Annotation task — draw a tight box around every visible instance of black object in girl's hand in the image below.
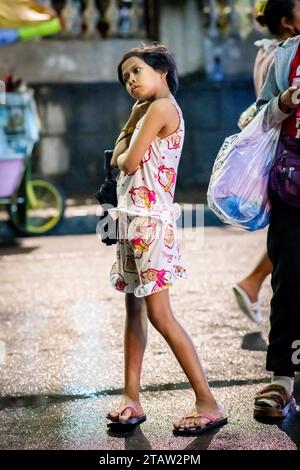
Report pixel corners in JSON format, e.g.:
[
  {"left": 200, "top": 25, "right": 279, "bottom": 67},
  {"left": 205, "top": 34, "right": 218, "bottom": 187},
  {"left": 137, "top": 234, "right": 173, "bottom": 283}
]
[{"left": 94, "top": 150, "right": 118, "bottom": 245}]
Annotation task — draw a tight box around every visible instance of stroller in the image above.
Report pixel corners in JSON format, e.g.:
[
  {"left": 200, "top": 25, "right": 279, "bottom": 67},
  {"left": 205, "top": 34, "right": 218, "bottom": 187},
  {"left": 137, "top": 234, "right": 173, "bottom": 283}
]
[{"left": 0, "top": 87, "right": 65, "bottom": 235}]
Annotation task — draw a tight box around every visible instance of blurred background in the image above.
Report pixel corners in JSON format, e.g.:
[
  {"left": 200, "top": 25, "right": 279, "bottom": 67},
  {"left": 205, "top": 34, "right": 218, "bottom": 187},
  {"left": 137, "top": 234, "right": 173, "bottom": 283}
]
[{"left": 0, "top": 1, "right": 268, "bottom": 206}]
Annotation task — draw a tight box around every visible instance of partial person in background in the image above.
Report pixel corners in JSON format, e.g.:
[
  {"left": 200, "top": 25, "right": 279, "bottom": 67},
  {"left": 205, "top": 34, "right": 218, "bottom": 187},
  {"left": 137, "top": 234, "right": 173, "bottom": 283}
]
[
  {"left": 233, "top": 0, "right": 299, "bottom": 325},
  {"left": 249, "top": 0, "right": 300, "bottom": 419}
]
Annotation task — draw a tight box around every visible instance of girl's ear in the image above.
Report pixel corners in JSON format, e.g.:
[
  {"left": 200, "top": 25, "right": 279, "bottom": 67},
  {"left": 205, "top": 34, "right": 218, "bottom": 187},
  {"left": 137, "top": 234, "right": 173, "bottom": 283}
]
[{"left": 281, "top": 16, "right": 298, "bottom": 36}]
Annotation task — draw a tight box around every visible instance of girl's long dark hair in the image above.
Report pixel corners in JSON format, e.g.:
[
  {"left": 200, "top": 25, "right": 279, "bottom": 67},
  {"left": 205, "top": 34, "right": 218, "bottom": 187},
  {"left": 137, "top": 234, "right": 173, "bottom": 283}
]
[{"left": 118, "top": 44, "right": 179, "bottom": 95}]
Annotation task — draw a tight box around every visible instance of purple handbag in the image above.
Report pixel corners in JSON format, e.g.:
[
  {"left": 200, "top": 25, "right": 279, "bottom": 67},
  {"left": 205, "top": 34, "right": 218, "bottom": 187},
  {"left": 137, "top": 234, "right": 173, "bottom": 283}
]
[{"left": 269, "top": 135, "right": 300, "bottom": 207}]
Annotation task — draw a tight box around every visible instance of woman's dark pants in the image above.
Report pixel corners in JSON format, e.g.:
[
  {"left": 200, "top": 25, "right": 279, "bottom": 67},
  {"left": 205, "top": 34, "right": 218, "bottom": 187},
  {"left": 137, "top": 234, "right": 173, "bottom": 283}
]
[{"left": 267, "top": 196, "right": 300, "bottom": 376}]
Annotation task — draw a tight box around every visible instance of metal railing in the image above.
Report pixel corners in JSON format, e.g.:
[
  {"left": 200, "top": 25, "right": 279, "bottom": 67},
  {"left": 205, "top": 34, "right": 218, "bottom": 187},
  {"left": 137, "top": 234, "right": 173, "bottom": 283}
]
[
  {"left": 37, "top": 1, "right": 258, "bottom": 41},
  {"left": 201, "top": 0, "right": 260, "bottom": 79},
  {"left": 203, "top": 0, "right": 257, "bottom": 39}
]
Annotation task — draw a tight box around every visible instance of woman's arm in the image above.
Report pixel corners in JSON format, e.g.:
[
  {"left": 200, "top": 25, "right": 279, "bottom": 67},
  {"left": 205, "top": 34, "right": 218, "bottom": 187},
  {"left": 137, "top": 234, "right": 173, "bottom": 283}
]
[
  {"left": 256, "top": 62, "right": 294, "bottom": 129},
  {"left": 253, "top": 41, "right": 277, "bottom": 97},
  {"left": 117, "top": 99, "right": 178, "bottom": 174}
]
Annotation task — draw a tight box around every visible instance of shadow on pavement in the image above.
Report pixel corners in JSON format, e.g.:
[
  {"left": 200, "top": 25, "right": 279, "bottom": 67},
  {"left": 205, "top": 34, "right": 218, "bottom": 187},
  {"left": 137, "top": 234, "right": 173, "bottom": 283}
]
[
  {"left": 241, "top": 332, "right": 268, "bottom": 352},
  {"left": 182, "top": 427, "right": 221, "bottom": 450},
  {"left": 278, "top": 375, "right": 300, "bottom": 449},
  {"left": 125, "top": 427, "right": 152, "bottom": 450},
  {"left": 277, "top": 411, "right": 300, "bottom": 450},
  {"left": 0, "top": 240, "right": 38, "bottom": 256},
  {"left": 0, "top": 377, "right": 272, "bottom": 411},
  {"left": 107, "top": 424, "right": 219, "bottom": 450},
  {"left": 0, "top": 393, "right": 91, "bottom": 410},
  {"left": 255, "top": 411, "right": 300, "bottom": 450},
  {"left": 102, "top": 377, "right": 271, "bottom": 396},
  {"left": 106, "top": 426, "right": 152, "bottom": 449}
]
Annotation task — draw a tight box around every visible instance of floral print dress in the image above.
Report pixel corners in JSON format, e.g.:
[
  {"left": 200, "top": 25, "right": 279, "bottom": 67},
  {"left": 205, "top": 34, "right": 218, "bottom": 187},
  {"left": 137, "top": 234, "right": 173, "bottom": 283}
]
[{"left": 109, "top": 96, "right": 187, "bottom": 297}]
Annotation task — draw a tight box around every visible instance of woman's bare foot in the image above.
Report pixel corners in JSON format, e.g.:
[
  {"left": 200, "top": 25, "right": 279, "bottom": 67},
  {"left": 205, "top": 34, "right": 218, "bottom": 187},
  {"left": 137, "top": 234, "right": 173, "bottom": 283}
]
[
  {"left": 107, "top": 396, "right": 145, "bottom": 422},
  {"left": 174, "top": 399, "right": 224, "bottom": 430}
]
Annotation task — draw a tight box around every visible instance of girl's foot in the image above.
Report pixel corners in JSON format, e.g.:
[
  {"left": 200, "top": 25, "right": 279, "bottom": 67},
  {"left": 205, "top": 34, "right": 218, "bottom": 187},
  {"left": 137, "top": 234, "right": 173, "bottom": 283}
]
[
  {"left": 173, "top": 400, "right": 225, "bottom": 430},
  {"left": 107, "top": 397, "right": 145, "bottom": 422}
]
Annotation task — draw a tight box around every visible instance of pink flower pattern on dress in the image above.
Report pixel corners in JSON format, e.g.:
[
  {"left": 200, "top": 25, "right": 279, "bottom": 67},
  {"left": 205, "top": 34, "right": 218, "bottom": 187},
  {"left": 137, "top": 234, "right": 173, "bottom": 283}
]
[
  {"left": 158, "top": 165, "right": 176, "bottom": 195},
  {"left": 129, "top": 186, "right": 156, "bottom": 210},
  {"left": 131, "top": 218, "right": 157, "bottom": 259},
  {"left": 115, "top": 277, "right": 127, "bottom": 291},
  {"left": 141, "top": 268, "right": 172, "bottom": 293},
  {"left": 163, "top": 251, "right": 173, "bottom": 263},
  {"left": 166, "top": 130, "right": 182, "bottom": 150}
]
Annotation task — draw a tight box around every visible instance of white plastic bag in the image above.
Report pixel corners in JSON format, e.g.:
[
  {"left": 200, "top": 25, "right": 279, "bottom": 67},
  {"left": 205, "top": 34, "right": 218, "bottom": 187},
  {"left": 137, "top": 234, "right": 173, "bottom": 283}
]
[
  {"left": 207, "top": 106, "right": 281, "bottom": 231},
  {"left": 237, "top": 101, "right": 258, "bottom": 130}
]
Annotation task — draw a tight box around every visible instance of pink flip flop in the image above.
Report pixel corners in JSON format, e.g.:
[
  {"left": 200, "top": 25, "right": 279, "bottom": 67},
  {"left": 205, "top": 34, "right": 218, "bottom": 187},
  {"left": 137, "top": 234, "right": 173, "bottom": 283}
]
[{"left": 173, "top": 413, "right": 228, "bottom": 436}]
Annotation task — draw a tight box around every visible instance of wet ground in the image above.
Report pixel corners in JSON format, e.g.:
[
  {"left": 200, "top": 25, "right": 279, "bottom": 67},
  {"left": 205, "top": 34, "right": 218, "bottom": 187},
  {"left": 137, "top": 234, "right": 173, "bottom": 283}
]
[{"left": 0, "top": 227, "right": 299, "bottom": 450}]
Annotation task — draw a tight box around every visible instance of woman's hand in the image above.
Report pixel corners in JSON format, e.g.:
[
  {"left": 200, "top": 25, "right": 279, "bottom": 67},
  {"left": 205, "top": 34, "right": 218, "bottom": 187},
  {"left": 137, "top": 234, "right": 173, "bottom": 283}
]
[{"left": 279, "top": 86, "right": 300, "bottom": 113}]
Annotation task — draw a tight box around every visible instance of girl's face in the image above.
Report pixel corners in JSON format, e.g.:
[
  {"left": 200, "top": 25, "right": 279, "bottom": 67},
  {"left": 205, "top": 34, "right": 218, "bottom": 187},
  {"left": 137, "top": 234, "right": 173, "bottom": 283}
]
[{"left": 121, "top": 56, "right": 167, "bottom": 101}]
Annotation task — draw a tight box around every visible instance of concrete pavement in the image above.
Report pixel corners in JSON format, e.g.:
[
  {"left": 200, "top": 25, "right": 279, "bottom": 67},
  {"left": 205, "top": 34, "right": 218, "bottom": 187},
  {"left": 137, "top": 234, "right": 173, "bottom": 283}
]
[{"left": 0, "top": 228, "right": 299, "bottom": 450}]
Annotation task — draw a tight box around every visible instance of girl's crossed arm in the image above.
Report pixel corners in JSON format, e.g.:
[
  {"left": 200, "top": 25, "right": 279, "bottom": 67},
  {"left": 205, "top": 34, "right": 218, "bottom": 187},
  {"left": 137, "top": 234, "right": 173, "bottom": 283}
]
[
  {"left": 111, "top": 100, "right": 150, "bottom": 168},
  {"left": 116, "top": 99, "right": 178, "bottom": 174}
]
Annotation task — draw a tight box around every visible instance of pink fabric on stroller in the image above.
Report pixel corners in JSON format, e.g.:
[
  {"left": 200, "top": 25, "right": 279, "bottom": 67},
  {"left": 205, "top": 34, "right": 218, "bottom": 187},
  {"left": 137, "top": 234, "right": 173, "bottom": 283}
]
[{"left": 0, "top": 158, "right": 25, "bottom": 197}]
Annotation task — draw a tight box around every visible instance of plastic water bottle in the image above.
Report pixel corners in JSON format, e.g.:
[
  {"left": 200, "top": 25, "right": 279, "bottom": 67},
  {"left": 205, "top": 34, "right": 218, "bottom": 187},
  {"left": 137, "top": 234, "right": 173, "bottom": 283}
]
[{"left": 213, "top": 56, "right": 224, "bottom": 82}]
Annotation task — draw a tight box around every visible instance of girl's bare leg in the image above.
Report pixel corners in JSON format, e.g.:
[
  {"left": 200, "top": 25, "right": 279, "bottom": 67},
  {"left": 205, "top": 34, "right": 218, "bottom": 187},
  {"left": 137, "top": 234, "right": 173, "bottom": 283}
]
[
  {"left": 237, "top": 251, "right": 272, "bottom": 302},
  {"left": 107, "top": 293, "right": 148, "bottom": 422},
  {"left": 144, "top": 289, "right": 224, "bottom": 430}
]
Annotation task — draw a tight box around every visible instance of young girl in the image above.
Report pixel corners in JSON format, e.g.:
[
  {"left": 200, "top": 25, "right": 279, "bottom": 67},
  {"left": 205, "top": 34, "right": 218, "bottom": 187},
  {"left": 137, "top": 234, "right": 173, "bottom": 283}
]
[
  {"left": 252, "top": 0, "right": 300, "bottom": 418},
  {"left": 107, "top": 44, "right": 227, "bottom": 435}
]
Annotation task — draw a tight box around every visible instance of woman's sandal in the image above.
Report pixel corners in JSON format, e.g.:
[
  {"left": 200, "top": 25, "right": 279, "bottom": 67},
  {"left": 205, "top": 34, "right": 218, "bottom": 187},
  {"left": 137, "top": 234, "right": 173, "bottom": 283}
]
[
  {"left": 173, "top": 412, "right": 228, "bottom": 436},
  {"left": 232, "top": 285, "right": 262, "bottom": 325},
  {"left": 254, "top": 384, "right": 296, "bottom": 419},
  {"left": 107, "top": 405, "right": 147, "bottom": 433}
]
